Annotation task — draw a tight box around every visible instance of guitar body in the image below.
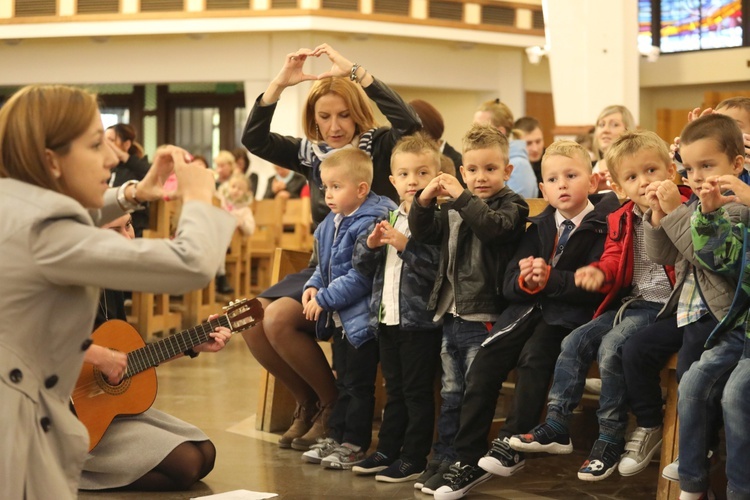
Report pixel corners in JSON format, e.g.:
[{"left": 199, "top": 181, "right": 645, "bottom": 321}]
[{"left": 72, "top": 320, "right": 157, "bottom": 452}]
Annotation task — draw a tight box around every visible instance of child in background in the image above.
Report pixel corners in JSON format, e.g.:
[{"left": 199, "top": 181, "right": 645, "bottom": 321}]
[
  {"left": 508, "top": 131, "right": 682, "bottom": 481},
  {"left": 300, "top": 148, "right": 396, "bottom": 470},
  {"left": 218, "top": 173, "right": 256, "bottom": 236},
  {"left": 434, "top": 141, "right": 620, "bottom": 500},
  {"left": 351, "top": 133, "right": 442, "bottom": 482},
  {"left": 648, "top": 113, "right": 748, "bottom": 500},
  {"left": 408, "top": 124, "right": 528, "bottom": 494}
]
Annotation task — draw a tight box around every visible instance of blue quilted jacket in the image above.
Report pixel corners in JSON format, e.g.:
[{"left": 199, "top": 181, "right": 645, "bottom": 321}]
[{"left": 305, "top": 192, "right": 396, "bottom": 347}]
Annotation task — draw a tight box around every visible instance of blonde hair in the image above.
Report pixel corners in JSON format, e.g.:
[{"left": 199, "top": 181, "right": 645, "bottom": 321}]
[
  {"left": 390, "top": 132, "right": 441, "bottom": 173},
  {"left": 593, "top": 105, "right": 636, "bottom": 160},
  {"left": 228, "top": 172, "right": 251, "bottom": 192},
  {"left": 476, "top": 99, "right": 514, "bottom": 134},
  {"left": 440, "top": 154, "right": 456, "bottom": 177},
  {"left": 462, "top": 124, "right": 509, "bottom": 162},
  {"left": 320, "top": 148, "right": 373, "bottom": 186},
  {"left": 605, "top": 130, "right": 671, "bottom": 183},
  {"left": 303, "top": 77, "right": 377, "bottom": 142},
  {"left": 214, "top": 150, "right": 237, "bottom": 167},
  {"left": 542, "top": 140, "right": 593, "bottom": 175},
  {"left": 0, "top": 85, "right": 99, "bottom": 191}
]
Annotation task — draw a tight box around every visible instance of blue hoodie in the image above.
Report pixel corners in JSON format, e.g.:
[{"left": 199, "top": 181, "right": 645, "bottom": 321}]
[
  {"left": 305, "top": 191, "right": 397, "bottom": 347},
  {"left": 506, "top": 139, "right": 539, "bottom": 199}
]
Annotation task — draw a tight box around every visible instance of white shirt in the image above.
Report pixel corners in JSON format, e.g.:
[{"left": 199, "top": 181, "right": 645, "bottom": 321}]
[{"left": 381, "top": 204, "right": 410, "bottom": 326}]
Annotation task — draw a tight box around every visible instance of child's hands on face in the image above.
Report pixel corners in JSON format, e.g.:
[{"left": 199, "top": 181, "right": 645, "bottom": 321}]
[
  {"left": 715, "top": 174, "right": 750, "bottom": 206},
  {"left": 301, "top": 287, "right": 324, "bottom": 321},
  {"left": 652, "top": 180, "right": 682, "bottom": 215},
  {"left": 438, "top": 174, "right": 465, "bottom": 199},
  {"left": 574, "top": 266, "right": 605, "bottom": 292},
  {"left": 698, "top": 176, "right": 739, "bottom": 213}
]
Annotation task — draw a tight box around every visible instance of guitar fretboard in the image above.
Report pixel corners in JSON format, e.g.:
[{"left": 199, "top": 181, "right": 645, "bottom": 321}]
[{"left": 125, "top": 315, "right": 231, "bottom": 378}]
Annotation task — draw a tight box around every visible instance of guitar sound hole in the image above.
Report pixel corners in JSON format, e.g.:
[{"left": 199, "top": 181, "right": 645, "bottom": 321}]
[{"left": 93, "top": 368, "right": 131, "bottom": 395}]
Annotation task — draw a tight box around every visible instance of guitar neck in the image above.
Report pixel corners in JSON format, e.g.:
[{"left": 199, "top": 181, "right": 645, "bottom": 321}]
[{"left": 125, "top": 315, "right": 231, "bottom": 378}]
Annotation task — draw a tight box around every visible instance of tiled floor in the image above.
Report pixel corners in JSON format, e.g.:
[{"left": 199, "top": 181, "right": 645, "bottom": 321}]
[{"left": 79, "top": 338, "right": 663, "bottom": 500}]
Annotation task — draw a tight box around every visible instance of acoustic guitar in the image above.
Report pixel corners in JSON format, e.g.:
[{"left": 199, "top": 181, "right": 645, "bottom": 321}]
[{"left": 71, "top": 298, "right": 263, "bottom": 451}]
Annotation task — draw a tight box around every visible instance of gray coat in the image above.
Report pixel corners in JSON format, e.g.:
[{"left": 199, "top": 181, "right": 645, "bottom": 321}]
[
  {"left": 644, "top": 198, "right": 747, "bottom": 323},
  {"left": 0, "top": 179, "right": 235, "bottom": 499}
]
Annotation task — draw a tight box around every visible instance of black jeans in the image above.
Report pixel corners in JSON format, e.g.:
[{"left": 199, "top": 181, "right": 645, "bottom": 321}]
[
  {"left": 328, "top": 330, "right": 379, "bottom": 450},
  {"left": 622, "top": 315, "right": 683, "bottom": 428},
  {"left": 454, "top": 309, "right": 570, "bottom": 466},
  {"left": 376, "top": 325, "right": 442, "bottom": 467}
]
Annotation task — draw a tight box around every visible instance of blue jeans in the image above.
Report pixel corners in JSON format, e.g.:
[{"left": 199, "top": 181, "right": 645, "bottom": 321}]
[
  {"left": 724, "top": 334, "right": 750, "bottom": 499},
  {"left": 433, "top": 316, "right": 488, "bottom": 462},
  {"left": 678, "top": 327, "right": 744, "bottom": 494},
  {"left": 547, "top": 301, "right": 661, "bottom": 440}
]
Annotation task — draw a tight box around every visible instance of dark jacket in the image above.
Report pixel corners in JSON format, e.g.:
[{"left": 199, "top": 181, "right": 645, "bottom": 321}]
[
  {"left": 484, "top": 192, "right": 621, "bottom": 346},
  {"left": 110, "top": 154, "right": 150, "bottom": 236},
  {"left": 354, "top": 210, "right": 442, "bottom": 335},
  {"left": 408, "top": 185, "right": 529, "bottom": 316},
  {"left": 241, "top": 78, "right": 421, "bottom": 225},
  {"left": 263, "top": 172, "right": 307, "bottom": 200},
  {"left": 305, "top": 192, "right": 397, "bottom": 347}
]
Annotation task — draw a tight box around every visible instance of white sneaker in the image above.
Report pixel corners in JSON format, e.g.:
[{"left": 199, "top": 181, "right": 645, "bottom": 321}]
[
  {"left": 662, "top": 450, "right": 716, "bottom": 482},
  {"left": 618, "top": 426, "right": 662, "bottom": 476},
  {"left": 301, "top": 438, "right": 339, "bottom": 464}
]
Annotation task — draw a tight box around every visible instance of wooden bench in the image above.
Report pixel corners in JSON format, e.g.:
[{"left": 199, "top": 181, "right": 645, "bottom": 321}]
[{"left": 249, "top": 199, "right": 284, "bottom": 295}]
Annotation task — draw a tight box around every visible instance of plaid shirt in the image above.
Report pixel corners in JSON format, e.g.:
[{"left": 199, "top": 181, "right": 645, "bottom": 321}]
[
  {"left": 676, "top": 268, "right": 708, "bottom": 327},
  {"left": 626, "top": 210, "right": 672, "bottom": 304}
]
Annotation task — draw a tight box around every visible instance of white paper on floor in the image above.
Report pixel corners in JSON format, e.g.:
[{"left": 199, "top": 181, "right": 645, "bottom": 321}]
[{"left": 191, "top": 490, "right": 278, "bottom": 500}]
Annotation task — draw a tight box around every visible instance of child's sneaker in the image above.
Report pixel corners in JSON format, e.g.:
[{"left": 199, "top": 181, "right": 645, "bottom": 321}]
[
  {"left": 420, "top": 460, "right": 453, "bottom": 494},
  {"left": 508, "top": 422, "right": 573, "bottom": 454},
  {"left": 618, "top": 426, "right": 662, "bottom": 476},
  {"left": 477, "top": 437, "right": 526, "bottom": 477},
  {"left": 301, "top": 437, "right": 339, "bottom": 464},
  {"left": 433, "top": 462, "right": 492, "bottom": 500},
  {"left": 414, "top": 458, "right": 443, "bottom": 490},
  {"left": 663, "top": 449, "right": 717, "bottom": 483},
  {"left": 320, "top": 443, "right": 365, "bottom": 470},
  {"left": 577, "top": 439, "right": 624, "bottom": 481},
  {"left": 352, "top": 451, "right": 393, "bottom": 475},
  {"left": 375, "top": 459, "right": 423, "bottom": 483}
]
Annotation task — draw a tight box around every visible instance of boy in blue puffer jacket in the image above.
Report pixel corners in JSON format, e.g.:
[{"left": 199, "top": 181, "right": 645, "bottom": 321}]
[
  {"left": 301, "top": 148, "right": 396, "bottom": 470},
  {"left": 351, "top": 133, "right": 442, "bottom": 483}
]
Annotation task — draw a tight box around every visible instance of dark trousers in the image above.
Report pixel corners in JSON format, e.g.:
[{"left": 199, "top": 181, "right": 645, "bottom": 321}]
[
  {"left": 328, "top": 330, "right": 379, "bottom": 450},
  {"left": 622, "top": 315, "right": 683, "bottom": 428},
  {"left": 376, "top": 325, "right": 442, "bottom": 466},
  {"left": 454, "top": 309, "right": 570, "bottom": 466},
  {"left": 679, "top": 314, "right": 719, "bottom": 378}
]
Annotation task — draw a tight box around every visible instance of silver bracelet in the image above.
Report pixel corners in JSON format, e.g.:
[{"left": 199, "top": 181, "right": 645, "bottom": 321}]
[
  {"left": 116, "top": 180, "right": 144, "bottom": 212},
  {"left": 350, "top": 63, "right": 361, "bottom": 82}
]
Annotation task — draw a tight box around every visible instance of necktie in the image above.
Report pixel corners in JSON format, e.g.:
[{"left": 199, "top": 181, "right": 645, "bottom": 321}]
[{"left": 552, "top": 219, "right": 575, "bottom": 266}]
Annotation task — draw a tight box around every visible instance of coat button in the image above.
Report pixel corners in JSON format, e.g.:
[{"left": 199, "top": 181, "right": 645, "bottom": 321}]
[
  {"left": 40, "top": 417, "right": 51, "bottom": 432},
  {"left": 81, "top": 338, "right": 93, "bottom": 351},
  {"left": 45, "top": 375, "right": 59, "bottom": 389},
  {"left": 9, "top": 369, "right": 22, "bottom": 383}
]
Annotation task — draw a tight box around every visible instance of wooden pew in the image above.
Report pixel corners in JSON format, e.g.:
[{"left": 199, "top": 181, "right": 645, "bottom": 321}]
[
  {"left": 280, "top": 198, "right": 313, "bottom": 252},
  {"left": 249, "top": 199, "right": 283, "bottom": 294},
  {"left": 129, "top": 199, "right": 183, "bottom": 340}
]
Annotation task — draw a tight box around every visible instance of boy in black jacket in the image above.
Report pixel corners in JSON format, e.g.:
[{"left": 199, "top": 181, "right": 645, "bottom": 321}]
[
  {"left": 351, "top": 133, "right": 443, "bottom": 482},
  {"left": 408, "top": 124, "right": 529, "bottom": 493},
  {"left": 434, "top": 140, "right": 621, "bottom": 500}
]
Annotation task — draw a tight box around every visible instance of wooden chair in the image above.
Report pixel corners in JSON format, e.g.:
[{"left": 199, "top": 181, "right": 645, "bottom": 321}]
[
  {"left": 279, "top": 197, "right": 313, "bottom": 252},
  {"left": 129, "top": 198, "right": 183, "bottom": 340},
  {"left": 249, "top": 199, "right": 284, "bottom": 294},
  {"left": 255, "top": 248, "right": 388, "bottom": 433},
  {"left": 657, "top": 354, "right": 680, "bottom": 500},
  {"left": 224, "top": 228, "right": 251, "bottom": 301},
  {"left": 256, "top": 249, "right": 313, "bottom": 432}
]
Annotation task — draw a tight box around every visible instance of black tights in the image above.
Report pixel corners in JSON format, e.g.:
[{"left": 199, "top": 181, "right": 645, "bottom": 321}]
[{"left": 120, "top": 440, "right": 216, "bottom": 491}]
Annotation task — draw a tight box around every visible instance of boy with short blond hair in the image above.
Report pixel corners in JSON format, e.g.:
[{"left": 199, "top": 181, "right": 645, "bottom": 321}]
[
  {"left": 408, "top": 124, "right": 529, "bottom": 493},
  {"left": 434, "top": 140, "right": 620, "bottom": 499},
  {"left": 300, "top": 148, "right": 397, "bottom": 470},
  {"left": 351, "top": 133, "right": 443, "bottom": 482},
  {"left": 508, "top": 131, "right": 686, "bottom": 482}
]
